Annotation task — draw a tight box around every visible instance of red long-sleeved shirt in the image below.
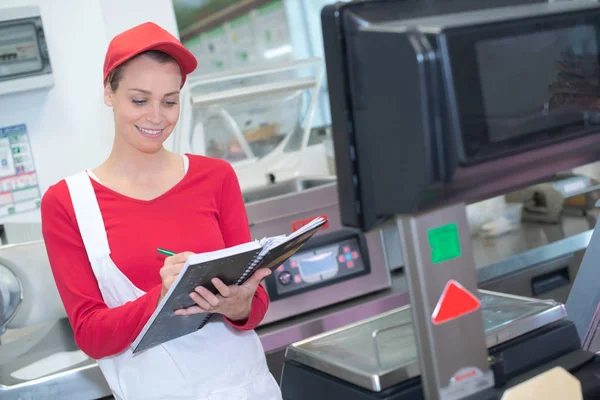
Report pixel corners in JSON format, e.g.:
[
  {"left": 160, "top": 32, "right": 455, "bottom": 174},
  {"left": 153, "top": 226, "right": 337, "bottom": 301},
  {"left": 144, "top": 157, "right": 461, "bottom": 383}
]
[{"left": 41, "top": 154, "right": 269, "bottom": 360}]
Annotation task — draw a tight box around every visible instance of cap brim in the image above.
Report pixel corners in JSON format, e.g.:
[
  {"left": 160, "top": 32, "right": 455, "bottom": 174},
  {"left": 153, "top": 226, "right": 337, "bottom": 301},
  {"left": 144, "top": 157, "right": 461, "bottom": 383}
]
[
  {"left": 106, "top": 41, "right": 198, "bottom": 86},
  {"left": 147, "top": 41, "right": 198, "bottom": 76}
]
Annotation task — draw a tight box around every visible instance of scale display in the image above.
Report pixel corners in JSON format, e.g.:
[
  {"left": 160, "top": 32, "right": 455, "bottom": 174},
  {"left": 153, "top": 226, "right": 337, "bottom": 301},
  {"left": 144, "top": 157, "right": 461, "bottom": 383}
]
[
  {"left": 475, "top": 25, "right": 600, "bottom": 143},
  {"left": 270, "top": 236, "right": 367, "bottom": 298},
  {"left": 295, "top": 249, "right": 339, "bottom": 283},
  {"left": 446, "top": 13, "right": 600, "bottom": 164}
]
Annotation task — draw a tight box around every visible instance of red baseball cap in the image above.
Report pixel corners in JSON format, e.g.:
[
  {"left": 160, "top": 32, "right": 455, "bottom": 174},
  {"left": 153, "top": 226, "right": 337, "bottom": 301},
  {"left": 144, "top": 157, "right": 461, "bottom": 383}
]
[{"left": 103, "top": 22, "right": 198, "bottom": 88}]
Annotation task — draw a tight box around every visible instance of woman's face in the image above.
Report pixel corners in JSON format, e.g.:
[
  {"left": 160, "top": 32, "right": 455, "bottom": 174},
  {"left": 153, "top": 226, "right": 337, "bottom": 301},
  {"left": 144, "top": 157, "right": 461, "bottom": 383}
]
[{"left": 104, "top": 55, "right": 182, "bottom": 154}]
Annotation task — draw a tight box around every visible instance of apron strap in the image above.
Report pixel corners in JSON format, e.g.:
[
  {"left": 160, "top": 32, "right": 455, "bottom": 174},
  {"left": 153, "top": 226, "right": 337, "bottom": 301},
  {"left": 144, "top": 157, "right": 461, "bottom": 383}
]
[{"left": 65, "top": 171, "right": 111, "bottom": 260}]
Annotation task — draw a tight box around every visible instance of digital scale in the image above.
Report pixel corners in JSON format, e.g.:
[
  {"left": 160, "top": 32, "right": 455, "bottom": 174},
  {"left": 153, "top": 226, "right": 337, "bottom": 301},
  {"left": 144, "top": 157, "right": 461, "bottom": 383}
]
[
  {"left": 281, "top": 291, "right": 595, "bottom": 399},
  {"left": 280, "top": 1, "right": 600, "bottom": 399}
]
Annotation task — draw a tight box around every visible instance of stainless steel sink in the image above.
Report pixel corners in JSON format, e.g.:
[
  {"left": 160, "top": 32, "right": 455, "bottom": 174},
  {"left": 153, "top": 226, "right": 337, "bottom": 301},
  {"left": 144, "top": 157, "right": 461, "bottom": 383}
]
[{"left": 242, "top": 176, "right": 337, "bottom": 204}]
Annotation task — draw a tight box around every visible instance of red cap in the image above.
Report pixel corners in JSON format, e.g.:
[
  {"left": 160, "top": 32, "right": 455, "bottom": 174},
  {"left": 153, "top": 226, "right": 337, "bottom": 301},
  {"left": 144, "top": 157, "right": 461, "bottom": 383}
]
[{"left": 103, "top": 22, "right": 198, "bottom": 87}]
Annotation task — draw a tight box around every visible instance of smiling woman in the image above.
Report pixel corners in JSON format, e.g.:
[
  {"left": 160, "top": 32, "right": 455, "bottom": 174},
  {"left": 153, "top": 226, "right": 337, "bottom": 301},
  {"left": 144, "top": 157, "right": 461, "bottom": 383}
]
[
  {"left": 103, "top": 51, "right": 182, "bottom": 156},
  {"left": 39, "top": 22, "right": 281, "bottom": 400}
]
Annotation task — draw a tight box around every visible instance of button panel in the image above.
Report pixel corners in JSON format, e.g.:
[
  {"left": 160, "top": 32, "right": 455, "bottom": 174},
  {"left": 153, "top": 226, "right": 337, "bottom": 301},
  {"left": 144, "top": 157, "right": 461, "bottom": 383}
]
[
  {"left": 278, "top": 271, "right": 292, "bottom": 286},
  {"left": 271, "top": 237, "right": 367, "bottom": 297}
]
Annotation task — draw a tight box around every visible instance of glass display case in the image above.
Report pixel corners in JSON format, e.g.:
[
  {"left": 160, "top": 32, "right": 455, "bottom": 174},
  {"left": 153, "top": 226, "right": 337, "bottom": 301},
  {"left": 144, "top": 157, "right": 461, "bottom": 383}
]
[{"left": 177, "top": 58, "right": 329, "bottom": 190}]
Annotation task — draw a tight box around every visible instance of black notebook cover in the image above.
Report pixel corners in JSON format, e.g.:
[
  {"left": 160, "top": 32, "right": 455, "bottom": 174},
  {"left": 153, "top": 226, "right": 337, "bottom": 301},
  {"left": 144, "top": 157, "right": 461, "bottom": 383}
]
[{"left": 133, "top": 248, "right": 260, "bottom": 353}]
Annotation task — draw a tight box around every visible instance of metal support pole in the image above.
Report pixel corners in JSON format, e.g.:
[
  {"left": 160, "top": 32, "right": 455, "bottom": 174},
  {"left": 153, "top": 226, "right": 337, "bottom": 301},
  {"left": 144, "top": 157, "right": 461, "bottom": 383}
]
[{"left": 396, "top": 203, "right": 495, "bottom": 399}]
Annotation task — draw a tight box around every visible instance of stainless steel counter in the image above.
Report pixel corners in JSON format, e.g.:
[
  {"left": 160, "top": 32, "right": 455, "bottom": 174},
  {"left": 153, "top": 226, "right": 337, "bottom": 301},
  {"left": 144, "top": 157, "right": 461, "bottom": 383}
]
[
  {"left": 0, "top": 319, "right": 111, "bottom": 400},
  {"left": 474, "top": 214, "right": 594, "bottom": 304},
  {"left": 473, "top": 214, "right": 593, "bottom": 278}
]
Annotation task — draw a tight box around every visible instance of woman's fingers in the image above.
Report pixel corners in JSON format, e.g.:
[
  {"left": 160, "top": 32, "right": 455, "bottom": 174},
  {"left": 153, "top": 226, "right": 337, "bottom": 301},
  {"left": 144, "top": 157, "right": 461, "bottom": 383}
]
[
  {"left": 174, "top": 305, "right": 205, "bottom": 316},
  {"left": 195, "top": 286, "right": 221, "bottom": 307},
  {"left": 190, "top": 290, "right": 213, "bottom": 310},
  {"left": 211, "top": 278, "right": 232, "bottom": 298}
]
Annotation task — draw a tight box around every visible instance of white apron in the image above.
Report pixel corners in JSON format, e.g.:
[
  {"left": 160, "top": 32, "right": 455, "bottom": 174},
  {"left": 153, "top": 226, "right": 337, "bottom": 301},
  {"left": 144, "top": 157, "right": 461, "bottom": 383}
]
[{"left": 65, "top": 171, "right": 282, "bottom": 400}]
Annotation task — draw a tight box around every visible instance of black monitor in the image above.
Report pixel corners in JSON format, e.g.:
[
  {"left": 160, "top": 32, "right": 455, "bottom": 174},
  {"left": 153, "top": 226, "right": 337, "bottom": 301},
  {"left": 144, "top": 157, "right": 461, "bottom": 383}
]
[{"left": 322, "top": 0, "right": 600, "bottom": 231}]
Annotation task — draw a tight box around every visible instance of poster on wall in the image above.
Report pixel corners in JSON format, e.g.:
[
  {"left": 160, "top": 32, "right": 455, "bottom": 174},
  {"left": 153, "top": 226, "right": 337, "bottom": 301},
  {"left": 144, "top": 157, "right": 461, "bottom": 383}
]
[
  {"left": 227, "top": 13, "right": 256, "bottom": 68},
  {"left": 0, "top": 124, "right": 41, "bottom": 219},
  {"left": 203, "top": 26, "right": 231, "bottom": 73},
  {"left": 255, "top": 0, "right": 293, "bottom": 62},
  {"left": 179, "top": 0, "right": 293, "bottom": 75}
]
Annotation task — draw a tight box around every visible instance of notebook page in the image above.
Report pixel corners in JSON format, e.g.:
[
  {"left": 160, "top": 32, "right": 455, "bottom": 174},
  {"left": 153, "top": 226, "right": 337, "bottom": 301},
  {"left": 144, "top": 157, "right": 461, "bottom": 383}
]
[
  {"left": 262, "top": 217, "right": 326, "bottom": 253},
  {"left": 185, "top": 240, "right": 261, "bottom": 266},
  {"left": 239, "top": 217, "right": 327, "bottom": 280},
  {"left": 286, "top": 217, "right": 326, "bottom": 241}
]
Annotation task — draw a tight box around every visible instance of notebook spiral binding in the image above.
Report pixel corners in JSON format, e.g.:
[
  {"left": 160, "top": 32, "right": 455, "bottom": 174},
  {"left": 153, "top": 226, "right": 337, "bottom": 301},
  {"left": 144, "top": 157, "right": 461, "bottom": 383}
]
[{"left": 196, "top": 248, "right": 266, "bottom": 330}]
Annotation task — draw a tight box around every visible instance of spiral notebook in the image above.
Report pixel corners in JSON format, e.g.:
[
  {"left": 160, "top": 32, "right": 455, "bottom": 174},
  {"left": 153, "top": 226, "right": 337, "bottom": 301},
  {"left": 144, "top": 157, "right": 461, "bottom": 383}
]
[{"left": 132, "top": 216, "right": 327, "bottom": 353}]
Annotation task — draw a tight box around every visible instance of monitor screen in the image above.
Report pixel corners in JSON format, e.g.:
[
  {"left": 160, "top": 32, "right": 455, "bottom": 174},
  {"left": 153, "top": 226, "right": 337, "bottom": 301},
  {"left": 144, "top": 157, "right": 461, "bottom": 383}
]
[{"left": 475, "top": 25, "right": 600, "bottom": 143}]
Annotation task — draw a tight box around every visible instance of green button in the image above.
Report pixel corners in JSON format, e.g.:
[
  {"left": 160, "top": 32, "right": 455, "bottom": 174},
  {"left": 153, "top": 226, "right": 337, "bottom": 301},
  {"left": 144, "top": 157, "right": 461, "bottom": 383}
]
[
  {"left": 428, "top": 223, "right": 462, "bottom": 264},
  {"left": 8, "top": 207, "right": 15, "bottom": 215}
]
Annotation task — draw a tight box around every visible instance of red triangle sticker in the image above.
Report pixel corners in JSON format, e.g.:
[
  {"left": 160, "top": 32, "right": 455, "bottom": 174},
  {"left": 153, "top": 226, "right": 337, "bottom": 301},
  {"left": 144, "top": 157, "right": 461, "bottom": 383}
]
[{"left": 431, "top": 280, "right": 480, "bottom": 325}]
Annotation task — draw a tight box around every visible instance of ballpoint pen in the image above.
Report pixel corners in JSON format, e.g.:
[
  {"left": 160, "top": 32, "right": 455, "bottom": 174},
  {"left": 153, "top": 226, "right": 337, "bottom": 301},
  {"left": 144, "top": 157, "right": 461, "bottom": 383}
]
[{"left": 157, "top": 248, "right": 176, "bottom": 256}]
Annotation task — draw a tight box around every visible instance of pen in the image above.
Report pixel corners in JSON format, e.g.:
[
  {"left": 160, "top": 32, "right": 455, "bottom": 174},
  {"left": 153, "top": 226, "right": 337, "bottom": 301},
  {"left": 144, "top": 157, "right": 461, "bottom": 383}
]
[{"left": 157, "top": 248, "right": 176, "bottom": 257}]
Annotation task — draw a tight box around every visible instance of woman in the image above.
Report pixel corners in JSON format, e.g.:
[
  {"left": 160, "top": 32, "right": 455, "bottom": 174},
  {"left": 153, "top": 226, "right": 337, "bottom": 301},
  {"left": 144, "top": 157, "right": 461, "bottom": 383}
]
[{"left": 41, "top": 22, "right": 282, "bottom": 400}]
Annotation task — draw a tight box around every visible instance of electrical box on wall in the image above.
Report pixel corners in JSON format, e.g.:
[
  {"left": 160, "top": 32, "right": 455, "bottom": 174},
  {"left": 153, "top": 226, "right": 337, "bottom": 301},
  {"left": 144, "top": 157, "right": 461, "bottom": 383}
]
[{"left": 0, "top": 6, "right": 54, "bottom": 96}]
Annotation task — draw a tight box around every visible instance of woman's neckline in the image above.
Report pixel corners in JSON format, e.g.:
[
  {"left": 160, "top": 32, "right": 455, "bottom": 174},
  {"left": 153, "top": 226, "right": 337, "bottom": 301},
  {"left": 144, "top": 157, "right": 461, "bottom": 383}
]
[{"left": 86, "top": 154, "right": 190, "bottom": 204}]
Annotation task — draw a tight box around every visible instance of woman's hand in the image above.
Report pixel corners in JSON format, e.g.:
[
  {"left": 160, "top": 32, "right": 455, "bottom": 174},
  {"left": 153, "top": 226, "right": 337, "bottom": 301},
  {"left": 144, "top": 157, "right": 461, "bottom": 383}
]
[
  {"left": 174, "top": 268, "right": 272, "bottom": 321},
  {"left": 158, "top": 252, "right": 195, "bottom": 304}
]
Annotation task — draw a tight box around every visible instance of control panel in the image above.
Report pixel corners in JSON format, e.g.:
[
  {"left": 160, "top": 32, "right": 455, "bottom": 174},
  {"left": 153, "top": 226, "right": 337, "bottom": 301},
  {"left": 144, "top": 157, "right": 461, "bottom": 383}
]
[
  {"left": 0, "top": 6, "right": 54, "bottom": 96},
  {"left": 264, "top": 230, "right": 370, "bottom": 301}
]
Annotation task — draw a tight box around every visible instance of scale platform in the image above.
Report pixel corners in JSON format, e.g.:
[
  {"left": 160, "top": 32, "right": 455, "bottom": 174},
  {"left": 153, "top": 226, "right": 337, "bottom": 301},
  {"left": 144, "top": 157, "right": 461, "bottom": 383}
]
[{"left": 283, "top": 290, "right": 577, "bottom": 395}]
